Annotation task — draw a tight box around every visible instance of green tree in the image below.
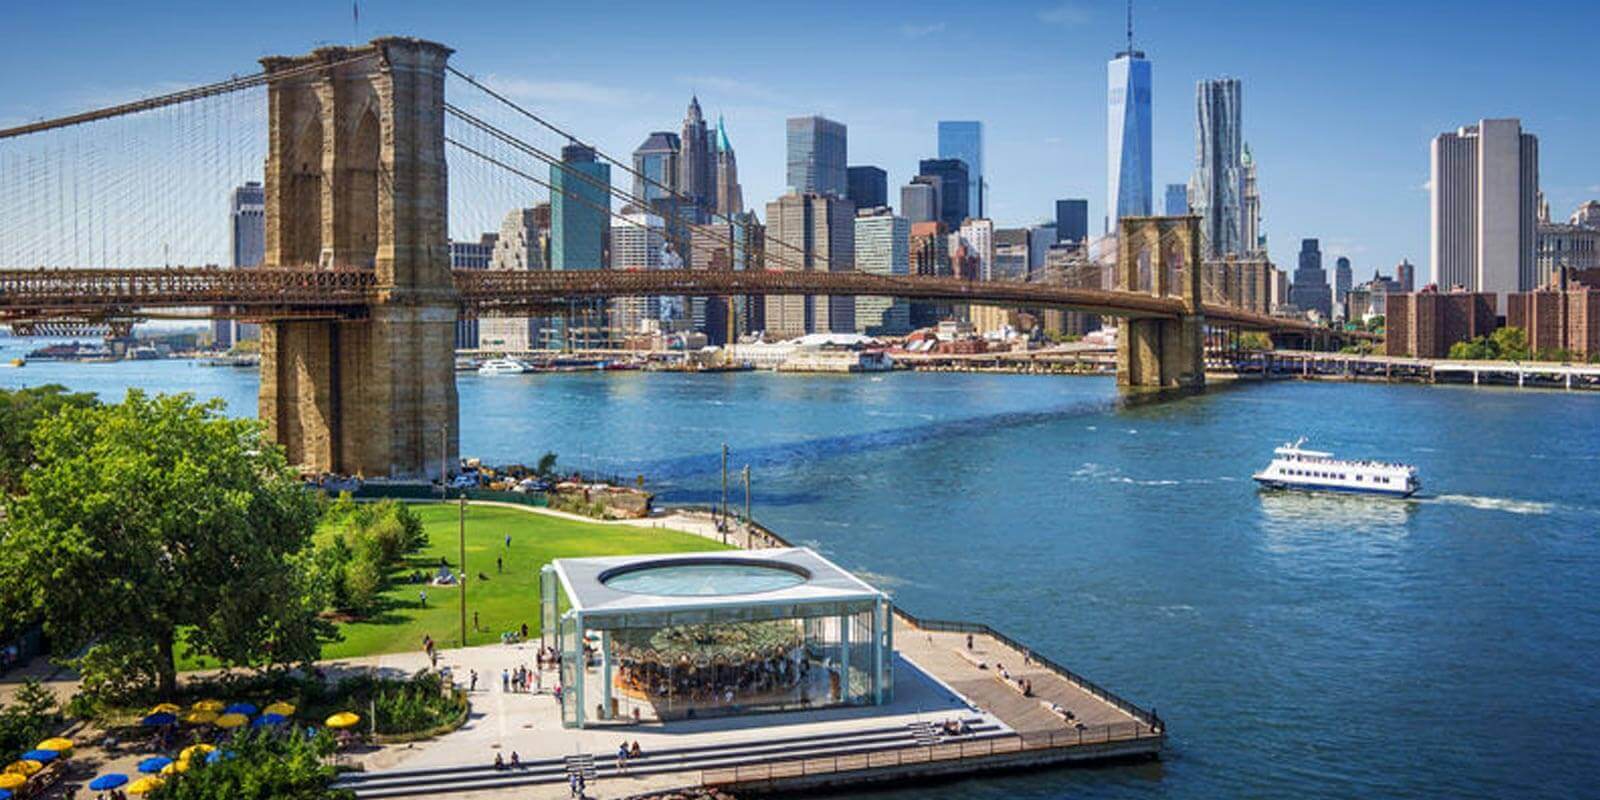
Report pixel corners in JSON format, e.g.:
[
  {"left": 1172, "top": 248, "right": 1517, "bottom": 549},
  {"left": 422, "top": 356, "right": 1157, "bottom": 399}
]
[
  {"left": 0, "top": 391, "right": 330, "bottom": 696},
  {"left": 535, "top": 451, "right": 559, "bottom": 478},
  {"left": 1489, "top": 326, "right": 1529, "bottom": 361},
  {"left": 1239, "top": 331, "right": 1272, "bottom": 351},
  {"left": 0, "top": 385, "right": 97, "bottom": 494}
]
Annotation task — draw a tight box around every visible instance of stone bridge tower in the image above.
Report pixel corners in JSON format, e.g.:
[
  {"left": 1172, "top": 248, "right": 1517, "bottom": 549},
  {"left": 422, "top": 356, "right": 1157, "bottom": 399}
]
[
  {"left": 257, "top": 38, "right": 458, "bottom": 479},
  {"left": 1116, "top": 216, "right": 1206, "bottom": 389}
]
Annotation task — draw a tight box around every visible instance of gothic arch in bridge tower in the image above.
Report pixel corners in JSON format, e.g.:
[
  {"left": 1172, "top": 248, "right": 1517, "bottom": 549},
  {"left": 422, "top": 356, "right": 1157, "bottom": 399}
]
[
  {"left": 257, "top": 38, "right": 459, "bottom": 480},
  {"left": 1114, "top": 216, "right": 1205, "bottom": 390}
]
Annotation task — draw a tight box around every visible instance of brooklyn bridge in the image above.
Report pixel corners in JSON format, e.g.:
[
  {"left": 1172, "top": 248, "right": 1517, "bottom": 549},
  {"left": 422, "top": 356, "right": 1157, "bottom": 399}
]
[{"left": 0, "top": 38, "right": 1360, "bottom": 479}]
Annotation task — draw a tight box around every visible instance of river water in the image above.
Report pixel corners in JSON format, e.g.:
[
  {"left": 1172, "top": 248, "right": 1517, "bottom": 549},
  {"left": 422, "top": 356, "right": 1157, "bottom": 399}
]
[{"left": 4, "top": 341, "right": 1597, "bottom": 799}]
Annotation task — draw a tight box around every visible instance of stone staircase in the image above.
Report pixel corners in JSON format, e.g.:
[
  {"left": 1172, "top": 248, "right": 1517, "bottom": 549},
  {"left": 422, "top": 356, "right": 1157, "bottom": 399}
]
[{"left": 333, "top": 716, "right": 1004, "bottom": 798}]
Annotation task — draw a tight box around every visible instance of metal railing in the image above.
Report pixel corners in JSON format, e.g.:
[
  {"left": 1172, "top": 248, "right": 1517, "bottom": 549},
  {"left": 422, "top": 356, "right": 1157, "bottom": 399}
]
[
  {"left": 699, "top": 722, "right": 1161, "bottom": 787},
  {"left": 896, "top": 610, "right": 1164, "bottom": 733}
]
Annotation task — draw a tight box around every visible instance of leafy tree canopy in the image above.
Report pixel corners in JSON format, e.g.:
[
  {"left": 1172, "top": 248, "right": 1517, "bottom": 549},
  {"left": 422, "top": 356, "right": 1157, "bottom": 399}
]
[
  {"left": 0, "top": 385, "right": 97, "bottom": 494},
  {"left": 0, "top": 390, "right": 330, "bottom": 696}
]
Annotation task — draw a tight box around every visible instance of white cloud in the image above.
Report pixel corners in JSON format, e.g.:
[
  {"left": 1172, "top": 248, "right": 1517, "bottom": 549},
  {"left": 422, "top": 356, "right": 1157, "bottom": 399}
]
[
  {"left": 1037, "top": 2, "right": 1090, "bottom": 25},
  {"left": 481, "top": 75, "right": 642, "bottom": 108},
  {"left": 900, "top": 22, "right": 947, "bottom": 39},
  {"left": 1586, "top": 184, "right": 1600, "bottom": 193}
]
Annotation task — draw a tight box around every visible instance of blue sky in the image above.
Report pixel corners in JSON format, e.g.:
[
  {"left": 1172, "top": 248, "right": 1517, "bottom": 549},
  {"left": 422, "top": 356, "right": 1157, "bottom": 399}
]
[{"left": 3, "top": 0, "right": 1597, "bottom": 274}]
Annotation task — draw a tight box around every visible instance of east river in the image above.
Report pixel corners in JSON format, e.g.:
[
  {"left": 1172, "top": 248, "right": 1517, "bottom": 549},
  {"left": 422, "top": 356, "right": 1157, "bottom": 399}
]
[{"left": 4, "top": 340, "right": 1597, "bottom": 799}]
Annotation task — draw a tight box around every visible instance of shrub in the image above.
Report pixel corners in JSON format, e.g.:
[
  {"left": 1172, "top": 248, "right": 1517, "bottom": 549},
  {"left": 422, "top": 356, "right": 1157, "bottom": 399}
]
[
  {"left": 0, "top": 679, "right": 58, "bottom": 761},
  {"left": 150, "top": 728, "right": 348, "bottom": 800}
]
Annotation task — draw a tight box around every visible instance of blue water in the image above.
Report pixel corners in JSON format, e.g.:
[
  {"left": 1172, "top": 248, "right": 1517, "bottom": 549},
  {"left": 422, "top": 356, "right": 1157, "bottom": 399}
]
[{"left": 5, "top": 339, "right": 1598, "bottom": 799}]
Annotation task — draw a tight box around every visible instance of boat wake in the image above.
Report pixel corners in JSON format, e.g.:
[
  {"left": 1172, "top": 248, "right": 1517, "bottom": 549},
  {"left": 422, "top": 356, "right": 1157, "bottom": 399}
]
[{"left": 1426, "top": 494, "right": 1556, "bottom": 515}]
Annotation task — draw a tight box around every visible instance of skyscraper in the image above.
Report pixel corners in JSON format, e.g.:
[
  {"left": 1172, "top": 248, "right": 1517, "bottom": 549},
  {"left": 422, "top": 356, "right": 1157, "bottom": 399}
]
[
  {"left": 1107, "top": 6, "right": 1152, "bottom": 231},
  {"left": 712, "top": 116, "right": 743, "bottom": 216},
  {"left": 764, "top": 192, "right": 855, "bottom": 336},
  {"left": 919, "top": 158, "right": 969, "bottom": 232},
  {"left": 1334, "top": 256, "right": 1353, "bottom": 318},
  {"left": 1241, "top": 144, "right": 1262, "bottom": 253},
  {"left": 1164, "top": 183, "right": 1188, "bottom": 216},
  {"left": 1396, "top": 259, "right": 1416, "bottom": 293},
  {"left": 786, "top": 116, "right": 847, "bottom": 197},
  {"left": 1431, "top": 118, "right": 1539, "bottom": 307},
  {"left": 480, "top": 207, "right": 548, "bottom": 353},
  {"left": 854, "top": 209, "right": 911, "bottom": 335},
  {"left": 631, "top": 132, "right": 680, "bottom": 203},
  {"left": 1290, "top": 238, "right": 1332, "bottom": 319},
  {"left": 551, "top": 144, "right": 611, "bottom": 349},
  {"left": 1192, "top": 77, "right": 1244, "bottom": 258},
  {"left": 847, "top": 166, "right": 888, "bottom": 210},
  {"left": 608, "top": 210, "right": 669, "bottom": 337},
  {"left": 449, "top": 233, "right": 497, "bottom": 350},
  {"left": 1055, "top": 199, "right": 1088, "bottom": 244},
  {"left": 216, "top": 182, "right": 265, "bottom": 348},
  {"left": 937, "top": 121, "right": 983, "bottom": 219},
  {"left": 678, "top": 97, "right": 714, "bottom": 212},
  {"left": 901, "top": 180, "right": 939, "bottom": 224}
]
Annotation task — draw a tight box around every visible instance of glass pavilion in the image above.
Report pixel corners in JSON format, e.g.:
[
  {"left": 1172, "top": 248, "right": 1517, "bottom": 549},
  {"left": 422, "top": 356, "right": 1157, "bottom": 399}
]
[{"left": 540, "top": 548, "right": 893, "bottom": 728}]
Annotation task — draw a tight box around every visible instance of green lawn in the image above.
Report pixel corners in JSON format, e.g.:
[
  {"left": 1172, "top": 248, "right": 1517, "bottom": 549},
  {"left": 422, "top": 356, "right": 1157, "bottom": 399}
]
[
  {"left": 321, "top": 504, "right": 730, "bottom": 660},
  {"left": 181, "top": 504, "right": 728, "bottom": 669}
]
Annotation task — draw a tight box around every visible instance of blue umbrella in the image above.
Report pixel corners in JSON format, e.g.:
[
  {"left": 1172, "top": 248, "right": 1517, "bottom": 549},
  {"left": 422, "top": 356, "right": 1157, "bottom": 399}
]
[
  {"left": 141, "top": 712, "right": 178, "bottom": 727},
  {"left": 89, "top": 774, "right": 129, "bottom": 791},
  {"left": 20, "top": 749, "right": 59, "bottom": 763},
  {"left": 222, "top": 702, "right": 257, "bottom": 716},
  {"left": 0, "top": 787, "right": 11, "bottom": 800},
  {"left": 136, "top": 756, "right": 173, "bottom": 774},
  {"left": 251, "top": 713, "right": 288, "bottom": 728}
]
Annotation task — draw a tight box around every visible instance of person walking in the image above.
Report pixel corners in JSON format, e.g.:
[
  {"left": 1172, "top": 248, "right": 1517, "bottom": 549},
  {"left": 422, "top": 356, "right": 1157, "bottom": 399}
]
[
  {"left": 502, "top": 668, "right": 510, "bottom": 692},
  {"left": 497, "top": 555, "right": 503, "bottom": 574},
  {"left": 504, "top": 533, "right": 512, "bottom": 548},
  {"left": 472, "top": 610, "right": 480, "bottom": 632},
  {"left": 419, "top": 588, "right": 428, "bottom": 608},
  {"left": 568, "top": 772, "right": 579, "bottom": 798},
  {"left": 469, "top": 669, "right": 478, "bottom": 692}
]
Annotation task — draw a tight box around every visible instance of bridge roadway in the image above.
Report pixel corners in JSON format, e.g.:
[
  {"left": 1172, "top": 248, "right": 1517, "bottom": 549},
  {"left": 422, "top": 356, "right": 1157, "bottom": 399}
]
[{"left": 0, "top": 265, "right": 1321, "bottom": 335}]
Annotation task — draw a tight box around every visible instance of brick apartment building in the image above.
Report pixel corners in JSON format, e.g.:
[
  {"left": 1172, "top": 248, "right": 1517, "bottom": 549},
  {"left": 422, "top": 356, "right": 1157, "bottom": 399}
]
[
  {"left": 1384, "top": 287, "right": 1498, "bottom": 358},
  {"left": 1506, "top": 268, "right": 1600, "bottom": 359}
]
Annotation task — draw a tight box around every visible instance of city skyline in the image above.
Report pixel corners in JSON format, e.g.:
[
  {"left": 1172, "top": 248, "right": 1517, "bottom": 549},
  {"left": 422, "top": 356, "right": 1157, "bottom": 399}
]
[{"left": 1, "top": 1, "right": 1597, "bottom": 276}]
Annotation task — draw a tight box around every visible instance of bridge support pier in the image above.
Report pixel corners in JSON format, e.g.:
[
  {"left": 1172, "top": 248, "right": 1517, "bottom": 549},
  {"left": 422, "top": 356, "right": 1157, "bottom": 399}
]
[
  {"left": 258, "top": 38, "right": 458, "bottom": 480},
  {"left": 1115, "top": 216, "right": 1205, "bottom": 390}
]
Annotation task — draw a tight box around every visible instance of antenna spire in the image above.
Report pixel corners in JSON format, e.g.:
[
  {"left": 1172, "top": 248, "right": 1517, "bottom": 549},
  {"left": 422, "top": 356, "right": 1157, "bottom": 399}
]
[{"left": 1127, "top": 0, "right": 1134, "bottom": 53}]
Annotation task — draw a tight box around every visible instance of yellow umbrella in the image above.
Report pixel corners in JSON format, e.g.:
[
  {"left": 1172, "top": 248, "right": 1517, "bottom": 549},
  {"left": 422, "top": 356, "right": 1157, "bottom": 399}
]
[
  {"left": 214, "top": 713, "right": 249, "bottom": 729},
  {"left": 180, "top": 743, "right": 216, "bottom": 761},
  {"left": 263, "top": 701, "right": 296, "bottom": 716},
  {"left": 36, "top": 737, "right": 72, "bottom": 754},
  {"left": 3, "top": 760, "right": 40, "bottom": 776},
  {"left": 191, "top": 699, "right": 225, "bottom": 713},
  {"left": 150, "top": 702, "right": 181, "bottom": 714},
  {"left": 0, "top": 773, "right": 26, "bottom": 790},
  {"left": 324, "top": 711, "right": 361, "bottom": 729},
  {"left": 128, "top": 776, "right": 165, "bottom": 795},
  {"left": 183, "top": 709, "right": 219, "bottom": 725},
  {"left": 160, "top": 760, "right": 190, "bottom": 775}
]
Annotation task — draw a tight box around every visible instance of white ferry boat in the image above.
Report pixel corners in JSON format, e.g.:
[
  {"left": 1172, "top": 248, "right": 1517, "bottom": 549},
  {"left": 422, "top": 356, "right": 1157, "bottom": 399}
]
[
  {"left": 477, "top": 358, "right": 530, "bottom": 376},
  {"left": 1253, "top": 439, "right": 1419, "bottom": 498}
]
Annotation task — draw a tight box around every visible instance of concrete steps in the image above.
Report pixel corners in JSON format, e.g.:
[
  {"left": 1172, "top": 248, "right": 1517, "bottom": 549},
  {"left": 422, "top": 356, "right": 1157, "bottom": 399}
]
[{"left": 336, "top": 717, "right": 1004, "bottom": 798}]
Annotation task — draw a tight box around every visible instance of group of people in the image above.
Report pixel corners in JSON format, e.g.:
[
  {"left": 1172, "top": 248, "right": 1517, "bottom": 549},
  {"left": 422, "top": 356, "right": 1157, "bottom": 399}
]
[
  {"left": 504, "top": 664, "right": 541, "bottom": 693},
  {"left": 613, "top": 740, "right": 644, "bottom": 773},
  {"left": 995, "top": 662, "right": 1033, "bottom": 697},
  {"left": 491, "top": 750, "right": 523, "bottom": 770}
]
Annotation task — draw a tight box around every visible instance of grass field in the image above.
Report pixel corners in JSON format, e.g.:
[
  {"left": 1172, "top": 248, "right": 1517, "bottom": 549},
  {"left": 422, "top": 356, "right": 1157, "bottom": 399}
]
[
  {"left": 180, "top": 504, "right": 727, "bottom": 669},
  {"left": 320, "top": 504, "right": 729, "bottom": 660}
]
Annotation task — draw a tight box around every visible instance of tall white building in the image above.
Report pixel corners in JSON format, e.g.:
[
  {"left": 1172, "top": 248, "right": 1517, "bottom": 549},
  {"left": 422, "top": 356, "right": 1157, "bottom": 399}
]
[
  {"left": 609, "top": 211, "right": 670, "bottom": 337},
  {"left": 1241, "top": 143, "right": 1262, "bottom": 254},
  {"left": 479, "top": 208, "right": 547, "bottom": 352},
  {"left": 1192, "top": 78, "right": 1243, "bottom": 258},
  {"left": 854, "top": 210, "right": 911, "bottom": 335},
  {"left": 1430, "top": 118, "right": 1539, "bottom": 309},
  {"left": 1106, "top": 16, "right": 1152, "bottom": 232},
  {"left": 958, "top": 218, "right": 995, "bottom": 280}
]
